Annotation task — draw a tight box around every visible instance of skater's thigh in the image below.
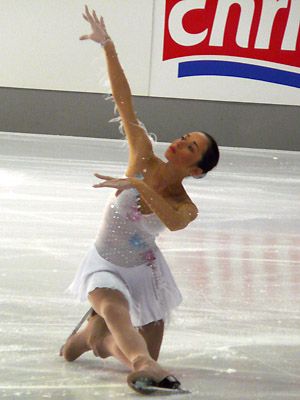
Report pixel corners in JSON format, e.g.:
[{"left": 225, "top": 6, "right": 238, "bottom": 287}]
[
  {"left": 139, "top": 320, "right": 164, "bottom": 361},
  {"left": 88, "top": 287, "right": 130, "bottom": 321}
]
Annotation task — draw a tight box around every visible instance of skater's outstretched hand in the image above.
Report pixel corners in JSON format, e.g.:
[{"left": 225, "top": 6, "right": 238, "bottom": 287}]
[
  {"left": 93, "top": 173, "right": 136, "bottom": 196},
  {"left": 80, "top": 5, "right": 110, "bottom": 45}
]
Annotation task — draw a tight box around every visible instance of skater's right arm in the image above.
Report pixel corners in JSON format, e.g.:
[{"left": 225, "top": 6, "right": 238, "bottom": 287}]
[{"left": 80, "top": 6, "right": 155, "bottom": 171}]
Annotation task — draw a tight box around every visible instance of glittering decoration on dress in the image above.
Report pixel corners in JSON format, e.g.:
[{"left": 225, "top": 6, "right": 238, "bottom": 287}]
[
  {"left": 126, "top": 205, "right": 142, "bottom": 221},
  {"left": 142, "top": 249, "right": 156, "bottom": 265},
  {"left": 95, "top": 185, "right": 165, "bottom": 268},
  {"left": 129, "top": 233, "right": 146, "bottom": 249},
  {"left": 150, "top": 264, "right": 160, "bottom": 300}
]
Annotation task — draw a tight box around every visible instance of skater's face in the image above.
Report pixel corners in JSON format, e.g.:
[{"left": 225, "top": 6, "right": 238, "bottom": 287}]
[{"left": 165, "top": 132, "right": 209, "bottom": 173}]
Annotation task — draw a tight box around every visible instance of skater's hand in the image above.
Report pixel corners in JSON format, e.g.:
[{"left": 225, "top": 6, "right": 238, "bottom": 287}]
[
  {"left": 80, "top": 5, "right": 110, "bottom": 45},
  {"left": 93, "top": 173, "right": 135, "bottom": 196}
]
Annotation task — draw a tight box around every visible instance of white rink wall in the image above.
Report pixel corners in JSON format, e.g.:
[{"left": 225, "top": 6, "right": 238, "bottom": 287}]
[
  {"left": 1, "top": 0, "right": 300, "bottom": 105},
  {"left": 0, "top": 0, "right": 153, "bottom": 95}
]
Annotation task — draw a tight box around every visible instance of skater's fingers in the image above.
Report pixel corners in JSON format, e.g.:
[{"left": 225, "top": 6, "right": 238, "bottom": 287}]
[
  {"left": 82, "top": 13, "right": 89, "bottom": 22},
  {"left": 79, "top": 34, "right": 90, "bottom": 41},
  {"left": 84, "top": 5, "right": 94, "bottom": 24},
  {"left": 93, "top": 181, "right": 116, "bottom": 188},
  {"left": 94, "top": 173, "right": 115, "bottom": 181},
  {"left": 92, "top": 9, "right": 100, "bottom": 24},
  {"left": 100, "top": 16, "right": 107, "bottom": 31}
]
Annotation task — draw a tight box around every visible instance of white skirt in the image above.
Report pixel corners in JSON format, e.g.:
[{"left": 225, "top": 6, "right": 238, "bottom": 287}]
[{"left": 67, "top": 245, "right": 182, "bottom": 327}]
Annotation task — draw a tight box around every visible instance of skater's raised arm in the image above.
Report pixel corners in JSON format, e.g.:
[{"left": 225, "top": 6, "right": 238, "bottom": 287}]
[{"left": 80, "top": 6, "right": 154, "bottom": 167}]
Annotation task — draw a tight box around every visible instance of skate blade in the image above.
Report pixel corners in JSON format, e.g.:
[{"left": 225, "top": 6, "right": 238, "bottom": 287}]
[{"left": 132, "top": 383, "right": 190, "bottom": 395}]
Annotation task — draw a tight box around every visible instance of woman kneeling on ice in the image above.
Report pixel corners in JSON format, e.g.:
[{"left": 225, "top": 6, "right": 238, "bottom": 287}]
[{"left": 61, "top": 5, "right": 219, "bottom": 394}]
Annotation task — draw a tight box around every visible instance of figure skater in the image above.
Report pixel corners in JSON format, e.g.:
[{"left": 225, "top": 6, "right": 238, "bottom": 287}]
[{"left": 61, "top": 5, "right": 219, "bottom": 394}]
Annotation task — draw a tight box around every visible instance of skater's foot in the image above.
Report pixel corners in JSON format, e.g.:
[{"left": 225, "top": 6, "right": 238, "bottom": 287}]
[
  {"left": 61, "top": 331, "right": 91, "bottom": 362},
  {"left": 128, "top": 356, "right": 181, "bottom": 394},
  {"left": 61, "top": 313, "right": 110, "bottom": 361},
  {"left": 130, "top": 355, "right": 170, "bottom": 382}
]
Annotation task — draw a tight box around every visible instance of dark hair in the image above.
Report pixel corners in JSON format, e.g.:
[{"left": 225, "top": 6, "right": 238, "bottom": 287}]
[{"left": 197, "top": 132, "right": 219, "bottom": 173}]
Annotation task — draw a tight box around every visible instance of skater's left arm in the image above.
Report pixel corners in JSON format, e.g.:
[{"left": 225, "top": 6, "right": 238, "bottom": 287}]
[
  {"left": 93, "top": 175, "right": 198, "bottom": 231},
  {"left": 130, "top": 178, "right": 198, "bottom": 231}
]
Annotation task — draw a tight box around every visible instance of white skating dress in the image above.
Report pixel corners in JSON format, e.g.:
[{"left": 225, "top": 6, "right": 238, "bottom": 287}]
[{"left": 67, "top": 188, "right": 182, "bottom": 327}]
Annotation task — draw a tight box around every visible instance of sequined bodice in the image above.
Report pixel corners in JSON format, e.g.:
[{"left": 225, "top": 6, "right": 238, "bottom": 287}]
[{"left": 95, "top": 189, "right": 165, "bottom": 267}]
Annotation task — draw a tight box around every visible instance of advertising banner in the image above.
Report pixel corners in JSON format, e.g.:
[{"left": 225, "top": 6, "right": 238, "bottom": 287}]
[{"left": 150, "top": 0, "right": 300, "bottom": 105}]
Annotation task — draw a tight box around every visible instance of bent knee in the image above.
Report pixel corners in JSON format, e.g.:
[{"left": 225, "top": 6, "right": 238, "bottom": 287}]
[
  {"left": 101, "top": 302, "right": 130, "bottom": 324},
  {"left": 88, "top": 288, "right": 130, "bottom": 320},
  {"left": 89, "top": 339, "right": 110, "bottom": 359}
]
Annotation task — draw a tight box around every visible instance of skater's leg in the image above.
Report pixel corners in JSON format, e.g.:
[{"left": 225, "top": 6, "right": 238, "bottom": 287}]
[
  {"left": 88, "top": 288, "right": 169, "bottom": 380},
  {"left": 139, "top": 320, "right": 164, "bottom": 361},
  {"left": 89, "top": 318, "right": 164, "bottom": 365},
  {"left": 88, "top": 288, "right": 149, "bottom": 362},
  {"left": 88, "top": 314, "right": 132, "bottom": 368},
  {"left": 98, "top": 333, "right": 132, "bottom": 368},
  {"left": 62, "top": 312, "right": 106, "bottom": 361},
  {"left": 62, "top": 311, "right": 131, "bottom": 367},
  {"left": 63, "top": 313, "right": 164, "bottom": 367}
]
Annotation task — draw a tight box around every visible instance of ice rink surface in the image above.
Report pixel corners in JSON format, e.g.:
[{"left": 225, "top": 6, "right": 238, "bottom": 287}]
[{"left": 0, "top": 131, "right": 299, "bottom": 399}]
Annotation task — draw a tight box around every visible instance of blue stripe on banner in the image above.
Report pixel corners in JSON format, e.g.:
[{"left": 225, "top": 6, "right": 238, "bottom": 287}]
[{"left": 178, "top": 60, "right": 300, "bottom": 88}]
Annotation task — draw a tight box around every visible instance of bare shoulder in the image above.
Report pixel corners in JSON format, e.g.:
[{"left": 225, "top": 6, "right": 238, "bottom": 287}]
[
  {"left": 126, "top": 152, "right": 162, "bottom": 177},
  {"left": 165, "top": 186, "right": 199, "bottom": 229},
  {"left": 170, "top": 185, "right": 198, "bottom": 212}
]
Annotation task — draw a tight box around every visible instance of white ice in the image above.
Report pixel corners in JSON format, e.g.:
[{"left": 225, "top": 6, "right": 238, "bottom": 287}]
[{"left": 0, "top": 132, "right": 299, "bottom": 399}]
